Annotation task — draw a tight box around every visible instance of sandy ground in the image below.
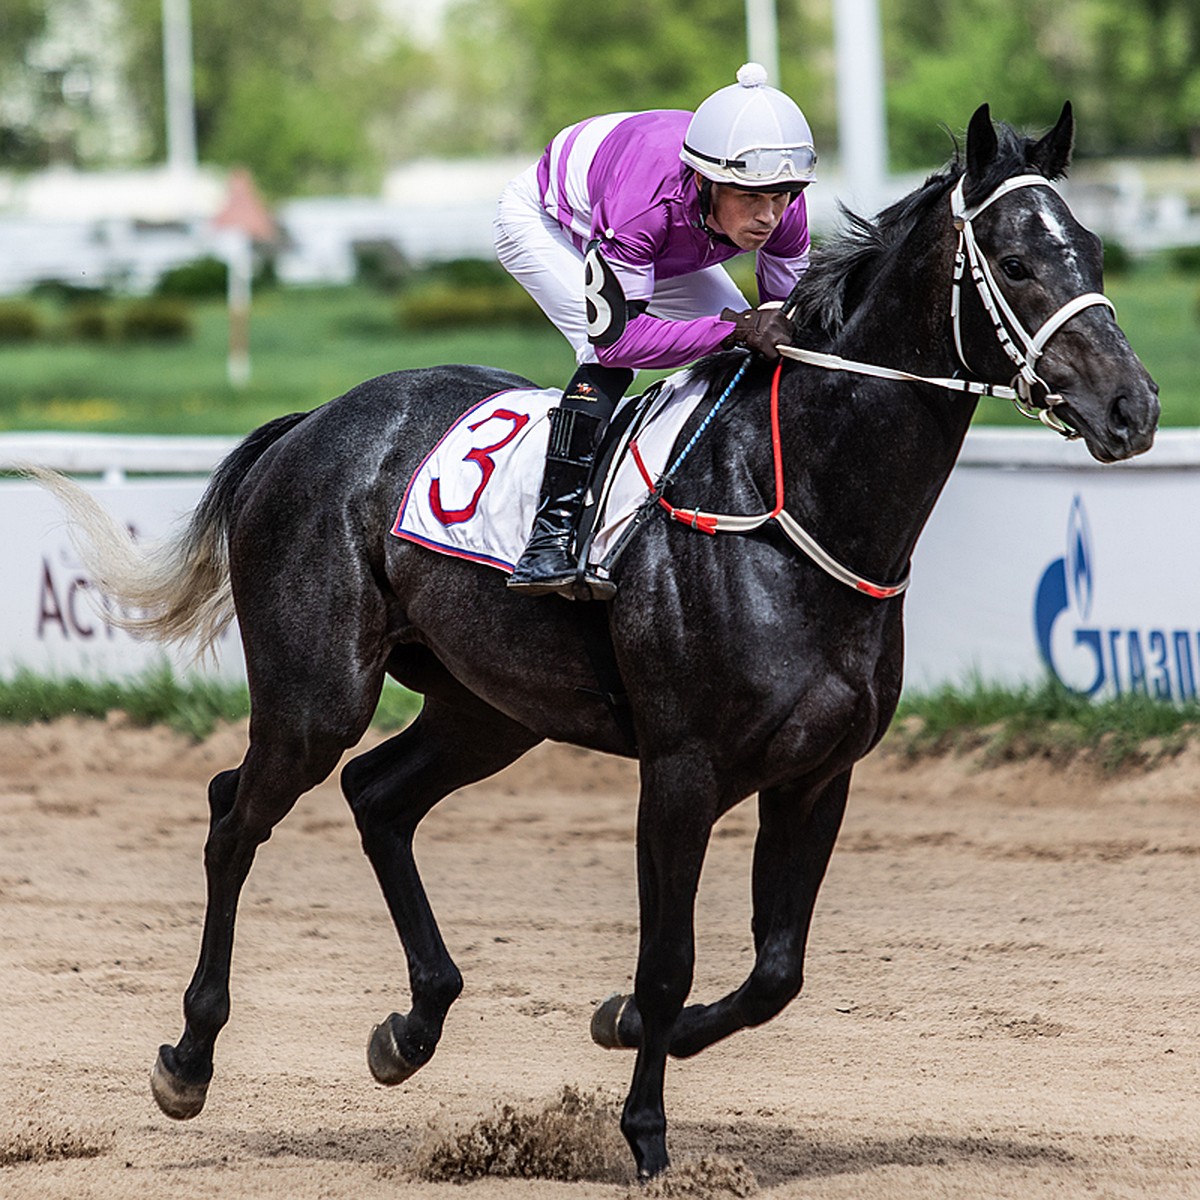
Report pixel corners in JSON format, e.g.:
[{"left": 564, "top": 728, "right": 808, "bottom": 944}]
[{"left": 0, "top": 717, "right": 1197, "bottom": 1199}]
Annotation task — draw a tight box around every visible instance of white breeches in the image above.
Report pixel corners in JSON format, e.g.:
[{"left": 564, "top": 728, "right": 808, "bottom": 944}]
[{"left": 493, "top": 164, "right": 748, "bottom": 367}]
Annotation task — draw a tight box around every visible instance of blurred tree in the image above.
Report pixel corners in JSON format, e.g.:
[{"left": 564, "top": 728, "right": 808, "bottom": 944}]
[
  {"left": 0, "top": 0, "right": 45, "bottom": 73},
  {"left": 433, "top": 0, "right": 836, "bottom": 156},
  {"left": 12, "top": 0, "right": 1195, "bottom": 188},
  {"left": 1081, "top": 0, "right": 1200, "bottom": 156},
  {"left": 122, "top": 0, "right": 436, "bottom": 194},
  {"left": 430, "top": 0, "right": 1187, "bottom": 169},
  {"left": 396, "top": 0, "right": 532, "bottom": 157},
  {"left": 0, "top": 0, "right": 50, "bottom": 164},
  {"left": 885, "top": 0, "right": 1200, "bottom": 166},
  {"left": 883, "top": 0, "right": 1073, "bottom": 168}
]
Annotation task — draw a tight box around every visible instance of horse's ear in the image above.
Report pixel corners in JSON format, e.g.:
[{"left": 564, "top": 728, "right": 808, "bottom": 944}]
[
  {"left": 965, "top": 104, "right": 997, "bottom": 183},
  {"left": 1029, "top": 101, "right": 1075, "bottom": 179}
]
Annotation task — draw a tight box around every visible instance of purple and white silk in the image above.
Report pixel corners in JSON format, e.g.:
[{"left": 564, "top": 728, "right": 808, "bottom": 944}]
[{"left": 494, "top": 110, "right": 810, "bottom": 371}]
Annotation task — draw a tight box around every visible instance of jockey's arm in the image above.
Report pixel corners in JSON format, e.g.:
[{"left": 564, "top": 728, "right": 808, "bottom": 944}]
[
  {"left": 756, "top": 245, "right": 810, "bottom": 306},
  {"left": 585, "top": 203, "right": 809, "bottom": 370},
  {"left": 584, "top": 240, "right": 736, "bottom": 370},
  {"left": 594, "top": 310, "right": 736, "bottom": 371}
]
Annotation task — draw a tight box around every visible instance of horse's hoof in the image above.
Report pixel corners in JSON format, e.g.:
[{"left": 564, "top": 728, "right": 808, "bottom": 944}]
[
  {"left": 634, "top": 1144, "right": 671, "bottom": 1181},
  {"left": 367, "top": 1013, "right": 422, "bottom": 1085},
  {"left": 590, "top": 993, "right": 641, "bottom": 1049},
  {"left": 150, "top": 1046, "right": 209, "bottom": 1120}
]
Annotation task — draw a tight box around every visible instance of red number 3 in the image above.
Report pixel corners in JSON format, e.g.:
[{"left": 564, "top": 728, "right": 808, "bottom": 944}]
[{"left": 429, "top": 408, "right": 530, "bottom": 526}]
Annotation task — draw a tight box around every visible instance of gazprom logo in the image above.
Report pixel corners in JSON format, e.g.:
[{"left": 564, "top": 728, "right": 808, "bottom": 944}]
[{"left": 1035, "top": 494, "right": 1196, "bottom": 700}]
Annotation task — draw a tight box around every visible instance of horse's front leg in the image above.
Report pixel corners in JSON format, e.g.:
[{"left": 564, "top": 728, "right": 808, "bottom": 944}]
[
  {"left": 620, "top": 754, "right": 718, "bottom": 1179},
  {"left": 594, "top": 771, "right": 850, "bottom": 1060}
]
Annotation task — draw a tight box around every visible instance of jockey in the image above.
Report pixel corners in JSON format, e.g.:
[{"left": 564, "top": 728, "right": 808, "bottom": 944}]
[{"left": 494, "top": 62, "right": 817, "bottom": 600}]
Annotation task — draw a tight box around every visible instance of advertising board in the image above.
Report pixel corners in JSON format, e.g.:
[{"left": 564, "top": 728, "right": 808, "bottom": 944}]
[
  {"left": 0, "top": 471, "right": 242, "bottom": 682},
  {"left": 907, "top": 429, "right": 1200, "bottom": 698},
  {"left": 3, "top": 429, "right": 1197, "bottom": 699}
]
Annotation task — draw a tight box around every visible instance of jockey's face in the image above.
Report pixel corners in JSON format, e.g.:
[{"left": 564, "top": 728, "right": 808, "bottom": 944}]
[{"left": 705, "top": 182, "right": 794, "bottom": 250}]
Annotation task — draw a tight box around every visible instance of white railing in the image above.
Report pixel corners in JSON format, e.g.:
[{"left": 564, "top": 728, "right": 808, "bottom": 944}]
[
  {"left": 4, "top": 429, "right": 1200, "bottom": 699},
  {"left": 0, "top": 431, "right": 236, "bottom": 482},
  {"left": 8, "top": 427, "right": 1200, "bottom": 477}
]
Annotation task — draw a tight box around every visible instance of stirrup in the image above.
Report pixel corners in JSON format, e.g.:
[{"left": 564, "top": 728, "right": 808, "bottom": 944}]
[
  {"left": 565, "top": 569, "right": 617, "bottom": 602},
  {"left": 507, "top": 564, "right": 617, "bottom": 601},
  {"left": 506, "top": 571, "right": 575, "bottom": 597},
  {"left": 505, "top": 538, "right": 617, "bottom": 601}
]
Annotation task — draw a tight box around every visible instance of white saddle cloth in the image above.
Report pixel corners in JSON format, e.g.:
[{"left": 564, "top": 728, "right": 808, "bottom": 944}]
[{"left": 391, "top": 368, "right": 711, "bottom": 573}]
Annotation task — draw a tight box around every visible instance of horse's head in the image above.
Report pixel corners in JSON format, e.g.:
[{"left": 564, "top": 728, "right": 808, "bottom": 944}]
[{"left": 956, "top": 102, "right": 1159, "bottom": 462}]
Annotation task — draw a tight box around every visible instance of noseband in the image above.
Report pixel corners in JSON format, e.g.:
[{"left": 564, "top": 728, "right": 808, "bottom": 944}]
[
  {"left": 949, "top": 174, "right": 1114, "bottom": 436},
  {"left": 780, "top": 171, "right": 1117, "bottom": 439}
]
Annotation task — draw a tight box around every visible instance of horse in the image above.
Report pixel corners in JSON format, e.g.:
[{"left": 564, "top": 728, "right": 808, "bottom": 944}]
[{"left": 38, "top": 103, "right": 1157, "bottom": 1180}]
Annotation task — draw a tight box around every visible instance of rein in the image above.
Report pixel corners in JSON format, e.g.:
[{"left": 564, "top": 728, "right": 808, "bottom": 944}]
[
  {"left": 630, "top": 361, "right": 909, "bottom": 599},
  {"left": 626, "top": 171, "right": 1116, "bottom": 602}
]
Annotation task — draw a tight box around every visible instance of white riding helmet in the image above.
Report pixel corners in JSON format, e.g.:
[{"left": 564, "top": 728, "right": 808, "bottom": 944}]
[{"left": 681, "top": 63, "right": 817, "bottom": 190}]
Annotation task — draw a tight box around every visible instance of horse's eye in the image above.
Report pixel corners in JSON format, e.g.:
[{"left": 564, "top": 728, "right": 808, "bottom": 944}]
[{"left": 999, "top": 257, "right": 1027, "bottom": 281}]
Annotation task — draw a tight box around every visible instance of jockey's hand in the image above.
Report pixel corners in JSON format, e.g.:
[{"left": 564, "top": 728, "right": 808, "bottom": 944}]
[{"left": 719, "top": 306, "right": 795, "bottom": 360}]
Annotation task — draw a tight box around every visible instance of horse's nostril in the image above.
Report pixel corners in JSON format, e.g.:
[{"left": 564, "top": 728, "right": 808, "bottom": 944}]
[{"left": 1109, "top": 395, "right": 1131, "bottom": 437}]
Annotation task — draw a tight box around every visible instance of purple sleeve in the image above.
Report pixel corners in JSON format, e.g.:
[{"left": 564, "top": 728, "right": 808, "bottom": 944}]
[
  {"left": 596, "top": 312, "right": 735, "bottom": 370},
  {"left": 592, "top": 202, "right": 664, "bottom": 304},
  {"left": 591, "top": 203, "right": 736, "bottom": 369},
  {"left": 757, "top": 246, "right": 810, "bottom": 304},
  {"left": 756, "top": 195, "right": 811, "bottom": 303}
]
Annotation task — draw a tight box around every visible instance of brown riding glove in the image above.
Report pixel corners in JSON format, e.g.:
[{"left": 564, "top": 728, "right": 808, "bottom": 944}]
[{"left": 719, "top": 306, "right": 795, "bottom": 360}]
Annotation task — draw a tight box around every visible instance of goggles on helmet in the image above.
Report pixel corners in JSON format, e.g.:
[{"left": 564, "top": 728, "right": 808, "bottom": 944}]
[{"left": 684, "top": 142, "right": 818, "bottom": 186}]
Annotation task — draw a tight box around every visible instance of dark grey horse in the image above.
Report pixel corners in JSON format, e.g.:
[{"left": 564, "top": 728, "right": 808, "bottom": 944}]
[{"left": 39, "top": 104, "right": 1157, "bottom": 1179}]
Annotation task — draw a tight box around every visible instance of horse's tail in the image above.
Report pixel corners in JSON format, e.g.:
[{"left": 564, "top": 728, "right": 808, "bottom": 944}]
[{"left": 29, "top": 411, "right": 310, "bottom": 657}]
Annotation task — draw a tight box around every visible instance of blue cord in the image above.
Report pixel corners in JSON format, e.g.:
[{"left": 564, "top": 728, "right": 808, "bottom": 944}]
[{"left": 659, "top": 357, "right": 750, "bottom": 484}]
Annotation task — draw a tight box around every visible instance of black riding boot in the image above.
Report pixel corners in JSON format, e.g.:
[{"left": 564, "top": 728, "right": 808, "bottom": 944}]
[{"left": 507, "top": 364, "right": 632, "bottom": 600}]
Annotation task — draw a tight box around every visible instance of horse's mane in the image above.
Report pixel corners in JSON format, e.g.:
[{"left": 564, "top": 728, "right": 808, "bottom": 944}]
[{"left": 786, "top": 121, "right": 1057, "bottom": 340}]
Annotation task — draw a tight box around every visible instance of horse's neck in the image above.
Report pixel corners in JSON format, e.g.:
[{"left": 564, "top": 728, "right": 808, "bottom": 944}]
[
  {"left": 783, "top": 233, "right": 978, "bottom": 580},
  {"left": 838, "top": 209, "right": 962, "bottom": 381}
]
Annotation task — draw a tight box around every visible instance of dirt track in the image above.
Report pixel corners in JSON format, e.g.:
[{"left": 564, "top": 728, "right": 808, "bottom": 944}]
[{"left": 1, "top": 718, "right": 1197, "bottom": 1198}]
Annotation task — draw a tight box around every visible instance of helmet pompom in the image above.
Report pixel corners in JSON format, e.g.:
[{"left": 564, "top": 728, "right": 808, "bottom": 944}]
[{"left": 737, "top": 62, "right": 769, "bottom": 88}]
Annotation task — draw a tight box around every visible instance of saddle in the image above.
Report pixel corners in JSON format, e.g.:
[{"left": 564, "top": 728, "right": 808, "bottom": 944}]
[{"left": 391, "top": 369, "right": 716, "bottom": 582}]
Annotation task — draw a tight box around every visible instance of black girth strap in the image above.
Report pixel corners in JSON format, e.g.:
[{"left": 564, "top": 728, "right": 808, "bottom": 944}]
[{"left": 574, "top": 604, "right": 638, "bottom": 754}]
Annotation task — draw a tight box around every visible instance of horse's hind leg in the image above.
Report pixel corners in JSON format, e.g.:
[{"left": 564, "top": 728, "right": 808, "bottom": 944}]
[
  {"left": 592, "top": 771, "right": 850, "bottom": 1060},
  {"left": 151, "top": 723, "right": 360, "bottom": 1119},
  {"left": 341, "top": 693, "right": 540, "bottom": 1086}
]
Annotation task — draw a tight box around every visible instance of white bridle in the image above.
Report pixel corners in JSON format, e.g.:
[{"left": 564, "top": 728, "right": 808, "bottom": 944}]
[
  {"left": 780, "top": 172, "right": 1117, "bottom": 439},
  {"left": 949, "top": 173, "right": 1114, "bottom": 435}
]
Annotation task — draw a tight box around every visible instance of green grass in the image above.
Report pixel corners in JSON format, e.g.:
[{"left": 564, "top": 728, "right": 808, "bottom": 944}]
[
  {"left": 892, "top": 677, "right": 1200, "bottom": 772},
  {"left": 4, "top": 666, "right": 1198, "bottom": 771},
  {"left": 1104, "top": 262, "right": 1199, "bottom": 426},
  {"left": 0, "top": 665, "right": 423, "bottom": 741},
  {"left": 0, "top": 264, "right": 1195, "bottom": 436},
  {"left": 0, "top": 287, "right": 578, "bottom": 436}
]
